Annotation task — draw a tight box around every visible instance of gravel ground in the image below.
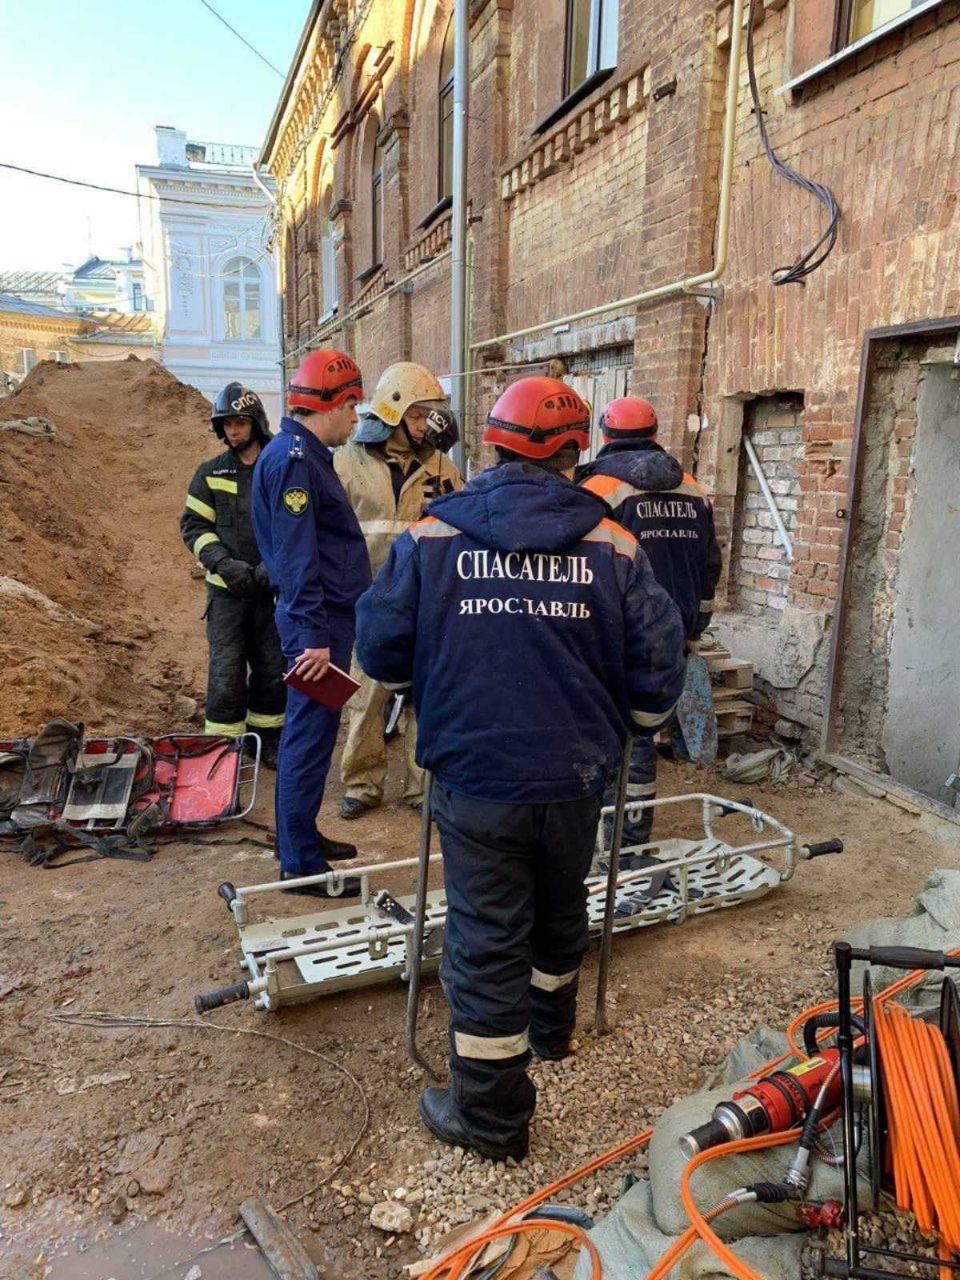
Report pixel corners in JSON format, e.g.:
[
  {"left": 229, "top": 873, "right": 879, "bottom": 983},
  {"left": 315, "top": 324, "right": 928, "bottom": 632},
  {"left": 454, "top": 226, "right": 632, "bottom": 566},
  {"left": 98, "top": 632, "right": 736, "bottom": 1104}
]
[{"left": 327, "top": 967, "right": 831, "bottom": 1262}]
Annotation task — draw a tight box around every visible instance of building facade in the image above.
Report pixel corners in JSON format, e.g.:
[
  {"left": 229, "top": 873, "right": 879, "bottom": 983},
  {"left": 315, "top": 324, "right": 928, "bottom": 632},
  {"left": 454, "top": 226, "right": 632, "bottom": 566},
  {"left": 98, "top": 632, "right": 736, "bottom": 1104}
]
[
  {"left": 137, "top": 127, "right": 283, "bottom": 424},
  {"left": 262, "top": 0, "right": 960, "bottom": 810},
  {"left": 60, "top": 252, "right": 150, "bottom": 316},
  {"left": 0, "top": 294, "right": 157, "bottom": 391},
  {"left": 0, "top": 257, "right": 150, "bottom": 317}
]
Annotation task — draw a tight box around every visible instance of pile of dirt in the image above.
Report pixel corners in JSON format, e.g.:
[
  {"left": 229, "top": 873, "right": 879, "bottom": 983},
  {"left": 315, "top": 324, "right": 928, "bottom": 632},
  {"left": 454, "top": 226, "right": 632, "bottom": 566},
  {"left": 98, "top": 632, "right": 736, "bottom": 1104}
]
[{"left": 0, "top": 357, "right": 215, "bottom": 736}]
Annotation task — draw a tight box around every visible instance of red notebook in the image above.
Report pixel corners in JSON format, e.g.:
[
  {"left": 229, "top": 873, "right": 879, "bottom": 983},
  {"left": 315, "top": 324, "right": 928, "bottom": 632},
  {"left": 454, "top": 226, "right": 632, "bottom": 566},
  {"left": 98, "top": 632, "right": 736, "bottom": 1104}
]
[{"left": 283, "top": 662, "right": 360, "bottom": 711}]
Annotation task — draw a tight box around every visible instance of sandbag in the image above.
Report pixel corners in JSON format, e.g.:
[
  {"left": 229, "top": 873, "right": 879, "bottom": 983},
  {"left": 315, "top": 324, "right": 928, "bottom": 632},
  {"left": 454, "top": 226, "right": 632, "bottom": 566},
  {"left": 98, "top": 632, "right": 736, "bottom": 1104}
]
[
  {"left": 573, "top": 1027, "right": 867, "bottom": 1280},
  {"left": 844, "top": 869, "right": 960, "bottom": 1011},
  {"left": 573, "top": 1179, "right": 807, "bottom": 1279}
]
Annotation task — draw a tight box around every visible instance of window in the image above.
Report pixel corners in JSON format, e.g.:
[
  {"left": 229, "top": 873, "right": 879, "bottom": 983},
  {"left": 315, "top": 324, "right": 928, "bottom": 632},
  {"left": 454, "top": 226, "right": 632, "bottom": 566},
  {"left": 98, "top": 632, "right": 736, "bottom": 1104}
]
[
  {"left": 564, "top": 0, "right": 618, "bottom": 97},
  {"left": 438, "top": 16, "right": 455, "bottom": 201},
  {"left": 320, "top": 209, "right": 338, "bottom": 314},
  {"left": 51, "top": 350, "right": 70, "bottom": 363},
  {"left": 223, "top": 257, "right": 262, "bottom": 341},
  {"left": 17, "top": 348, "right": 37, "bottom": 377},
  {"left": 132, "top": 282, "right": 144, "bottom": 311},
  {"left": 847, "top": 0, "right": 923, "bottom": 40},
  {"left": 371, "top": 137, "right": 384, "bottom": 267}
]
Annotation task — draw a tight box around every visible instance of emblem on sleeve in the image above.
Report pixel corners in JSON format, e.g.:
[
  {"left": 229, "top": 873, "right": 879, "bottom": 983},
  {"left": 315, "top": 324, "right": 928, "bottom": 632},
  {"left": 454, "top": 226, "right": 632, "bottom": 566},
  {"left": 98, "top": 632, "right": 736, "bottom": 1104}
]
[{"left": 283, "top": 487, "right": 309, "bottom": 515}]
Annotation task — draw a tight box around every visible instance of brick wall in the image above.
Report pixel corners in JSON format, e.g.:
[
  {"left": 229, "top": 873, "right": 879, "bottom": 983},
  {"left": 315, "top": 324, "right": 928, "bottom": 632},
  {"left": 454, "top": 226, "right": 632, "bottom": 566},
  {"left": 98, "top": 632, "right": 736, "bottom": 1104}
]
[
  {"left": 699, "top": 1, "right": 960, "bottom": 739},
  {"left": 729, "top": 395, "right": 803, "bottom": 618},
  {"left": 266, "top": 0, "right": 960, "bottom": 747}
]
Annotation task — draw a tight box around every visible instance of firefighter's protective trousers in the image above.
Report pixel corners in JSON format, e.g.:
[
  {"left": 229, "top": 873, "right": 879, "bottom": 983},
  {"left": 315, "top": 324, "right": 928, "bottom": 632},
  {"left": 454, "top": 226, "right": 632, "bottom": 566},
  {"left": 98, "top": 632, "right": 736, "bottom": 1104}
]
[
  {"left": 341, "top": 667, "right": 423, "bottom": 806},
  {"left": 204, "top": 588, "right": 286, "bottom": 737},
  {"left": 433, "top": 783, "right": 602, "bottom": 1152}
]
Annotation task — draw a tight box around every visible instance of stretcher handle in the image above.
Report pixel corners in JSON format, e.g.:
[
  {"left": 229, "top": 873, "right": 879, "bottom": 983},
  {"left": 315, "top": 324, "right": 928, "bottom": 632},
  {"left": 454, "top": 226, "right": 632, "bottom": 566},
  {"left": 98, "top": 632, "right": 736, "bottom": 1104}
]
[
  {"left": 802, "top": 839, "right": 844, "bottom": 859},
  {"left": 194, "top": 980, "right": 249, "bottom": 1013},
  {"left": 218, "top": 881, "right": 238, "bottom": 910},
  {"left": 853, "top": 945, "right": 960, "bottom": 972},
  {"left": 716, "top": 796, "right": 754, "bottom": 817}
]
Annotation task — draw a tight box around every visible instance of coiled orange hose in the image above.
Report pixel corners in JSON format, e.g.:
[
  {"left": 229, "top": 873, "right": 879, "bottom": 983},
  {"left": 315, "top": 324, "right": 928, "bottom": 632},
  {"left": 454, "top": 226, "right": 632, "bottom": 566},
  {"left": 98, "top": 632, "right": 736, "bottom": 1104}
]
[{"left": 873, "top": 1000, "right": 960, "bottom": 1266}]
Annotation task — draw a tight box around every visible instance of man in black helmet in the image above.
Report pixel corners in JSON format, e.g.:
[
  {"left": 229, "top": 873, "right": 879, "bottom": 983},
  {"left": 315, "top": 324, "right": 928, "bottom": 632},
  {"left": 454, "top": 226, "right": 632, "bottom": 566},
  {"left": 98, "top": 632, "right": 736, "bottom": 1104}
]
[{"left": 180, "top": 383, "right": 285, "bottom": 766}]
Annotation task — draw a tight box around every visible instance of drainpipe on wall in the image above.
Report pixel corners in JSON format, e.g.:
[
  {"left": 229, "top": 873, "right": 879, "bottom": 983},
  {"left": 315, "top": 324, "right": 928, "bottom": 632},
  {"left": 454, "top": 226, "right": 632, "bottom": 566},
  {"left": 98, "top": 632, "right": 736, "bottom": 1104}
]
[{"left": 448, "top": 0, "right": 470, "bottom": 473}]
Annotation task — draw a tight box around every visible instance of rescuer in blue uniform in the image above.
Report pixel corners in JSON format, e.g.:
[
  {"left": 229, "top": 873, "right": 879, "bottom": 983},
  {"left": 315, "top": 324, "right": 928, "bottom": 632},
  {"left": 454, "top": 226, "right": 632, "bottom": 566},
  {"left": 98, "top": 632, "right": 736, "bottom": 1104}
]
[
  {"left": 356, "top": 376, "right": 685, "bottom": 1159},
  {"left": 252, "top": 349, "right": 372, "bottom": 897},
  {"left": 578, "top": 397, "right": 723, "bottom": 852}
]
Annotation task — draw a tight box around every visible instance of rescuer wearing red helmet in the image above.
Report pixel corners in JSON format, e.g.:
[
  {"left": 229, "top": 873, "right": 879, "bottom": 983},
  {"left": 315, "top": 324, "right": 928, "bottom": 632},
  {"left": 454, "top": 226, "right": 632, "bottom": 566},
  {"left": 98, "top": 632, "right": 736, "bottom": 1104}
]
[
  {"left": 578, "top": 397, "right": 723, "bottom": 852},
  {"left": 355, "top": 375, "right": 685, "bottom": 1159},
  {"left": 252, "top": 350, "right": 372, "bottom": 897}
]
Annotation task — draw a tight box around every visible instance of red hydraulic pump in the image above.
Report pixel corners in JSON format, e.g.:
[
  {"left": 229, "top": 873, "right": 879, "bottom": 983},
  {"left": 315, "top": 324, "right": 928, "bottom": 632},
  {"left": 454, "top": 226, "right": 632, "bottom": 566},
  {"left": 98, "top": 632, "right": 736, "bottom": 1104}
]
[{"left": 680, "top": 1048, "right": 842, "bottom": 1158}]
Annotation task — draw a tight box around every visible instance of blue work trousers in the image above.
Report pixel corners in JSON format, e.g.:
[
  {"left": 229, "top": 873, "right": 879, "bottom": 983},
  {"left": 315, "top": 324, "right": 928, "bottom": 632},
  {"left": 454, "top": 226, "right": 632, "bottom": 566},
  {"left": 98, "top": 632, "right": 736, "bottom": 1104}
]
[{"left": 275, "top": 613, "right": 355, "bottom": 875}]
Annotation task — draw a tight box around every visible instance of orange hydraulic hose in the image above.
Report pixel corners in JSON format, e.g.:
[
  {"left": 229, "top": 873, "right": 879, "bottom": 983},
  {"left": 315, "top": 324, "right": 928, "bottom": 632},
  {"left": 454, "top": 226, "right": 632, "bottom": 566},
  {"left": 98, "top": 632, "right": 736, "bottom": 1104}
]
[
  {"left": 678, "top": 1129, "right": 802, "bottom": 1280},
  {"left": 421, "top": 1130, "right": 653, "bottom": 1280},
  {"left": 873, "top": 1000, "right": 960, "bottom": 1257},
  {"left": 422, "top": 950, "right": 960, "bottom": 1280}
]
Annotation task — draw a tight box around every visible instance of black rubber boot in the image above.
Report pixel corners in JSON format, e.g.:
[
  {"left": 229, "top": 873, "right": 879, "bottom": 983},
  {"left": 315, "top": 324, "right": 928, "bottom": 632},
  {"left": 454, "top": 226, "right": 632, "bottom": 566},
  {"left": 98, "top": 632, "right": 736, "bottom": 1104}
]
[
  {"left": 317, "top": 831, "right": 358, "bottom": 861},
  {"left": 339, "top": 796, "right": 377, "bottom": 820},
  {"left": 281, "top": 870, "right": 362, "bottom": 899},
  {"left": 419, "top": 1087, "right": 528, "bottom": 1162},
  {"left": 529, "top": 1038, "right": 573, "bottom": 1062},
  {"left": 258, "top": 728, "right": 280, "bottom": 771}
]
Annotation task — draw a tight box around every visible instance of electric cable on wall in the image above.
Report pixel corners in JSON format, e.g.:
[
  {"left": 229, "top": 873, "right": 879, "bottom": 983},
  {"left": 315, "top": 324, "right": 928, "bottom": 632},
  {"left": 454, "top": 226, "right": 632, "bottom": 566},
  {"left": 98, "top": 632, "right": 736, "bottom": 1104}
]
[{"left": 745, "top": 0, "right": 840, "bottom": 284}]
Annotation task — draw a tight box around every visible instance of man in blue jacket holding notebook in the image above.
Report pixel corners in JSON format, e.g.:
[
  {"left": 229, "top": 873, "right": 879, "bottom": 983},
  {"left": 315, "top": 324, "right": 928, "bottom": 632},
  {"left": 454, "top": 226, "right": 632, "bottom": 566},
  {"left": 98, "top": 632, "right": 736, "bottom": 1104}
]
[
  {"left": 253, "top": 349, "right": 372, "bottom": 897},
  {"left": 355, "top": 376, "right": 684, "bottom": 1160}
]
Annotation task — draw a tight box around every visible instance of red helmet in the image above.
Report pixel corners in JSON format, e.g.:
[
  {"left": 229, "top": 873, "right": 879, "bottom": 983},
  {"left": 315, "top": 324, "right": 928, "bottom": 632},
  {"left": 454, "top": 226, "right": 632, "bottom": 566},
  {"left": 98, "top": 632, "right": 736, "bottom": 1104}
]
[
  {"left": 483, "top": 376, "right": 590, "bottom": 459},
  {"left": 288, "top": 349, "right": 364, "bottom": 412},
  {"left": 598, "top": 396, "right": 658, "bottom": 440}
]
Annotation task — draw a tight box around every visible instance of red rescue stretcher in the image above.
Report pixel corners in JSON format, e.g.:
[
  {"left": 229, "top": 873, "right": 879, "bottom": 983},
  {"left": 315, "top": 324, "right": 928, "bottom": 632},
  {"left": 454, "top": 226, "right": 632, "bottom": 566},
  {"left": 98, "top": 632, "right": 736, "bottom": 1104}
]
[{"left": 0, "top": 719, "right": 260, "bottom": 867}]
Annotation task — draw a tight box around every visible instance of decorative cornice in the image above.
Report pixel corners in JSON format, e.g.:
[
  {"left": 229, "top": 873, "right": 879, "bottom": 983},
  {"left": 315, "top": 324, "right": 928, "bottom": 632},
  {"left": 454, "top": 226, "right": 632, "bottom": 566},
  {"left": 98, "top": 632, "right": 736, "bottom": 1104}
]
[
  {"left": 501, "top": 68, "right": 648, "bottom": 202},
  {"left": 270, "top": 0, "right": 375, "bottom": 183},
  {"left": 354, "top": 265, "right": 388, "bottom": 306},
  {"left": 403, "top": 211, "right": 453, "bottom": 273}
]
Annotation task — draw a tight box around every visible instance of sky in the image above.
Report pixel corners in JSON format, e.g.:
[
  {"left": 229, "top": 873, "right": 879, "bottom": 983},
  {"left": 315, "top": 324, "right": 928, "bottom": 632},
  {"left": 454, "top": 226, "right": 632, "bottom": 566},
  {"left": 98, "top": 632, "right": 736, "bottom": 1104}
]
[{"left": 0, "top": 0, "right": 307, "bottom": 271}]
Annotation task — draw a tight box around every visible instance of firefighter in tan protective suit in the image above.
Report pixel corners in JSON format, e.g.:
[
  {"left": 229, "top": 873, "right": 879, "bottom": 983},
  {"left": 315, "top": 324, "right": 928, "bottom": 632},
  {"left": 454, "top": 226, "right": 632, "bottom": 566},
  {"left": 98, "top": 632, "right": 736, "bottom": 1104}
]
[{"left": 334, "top": 362, "right": 463, "bottom": 818}]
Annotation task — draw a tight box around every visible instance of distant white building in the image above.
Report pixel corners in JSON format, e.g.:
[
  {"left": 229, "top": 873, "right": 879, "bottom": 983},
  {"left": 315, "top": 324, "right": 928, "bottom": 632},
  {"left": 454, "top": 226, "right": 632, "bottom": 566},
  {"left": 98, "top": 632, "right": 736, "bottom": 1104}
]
[
  {"left": 0, "top": 255, "right": 150, "bottom": 316},
  {"left": 61, "top": 251, "right": 149, "bottom": 315},
  {"left": 136, "top": 126, "right": 282, "bottom": 424}
]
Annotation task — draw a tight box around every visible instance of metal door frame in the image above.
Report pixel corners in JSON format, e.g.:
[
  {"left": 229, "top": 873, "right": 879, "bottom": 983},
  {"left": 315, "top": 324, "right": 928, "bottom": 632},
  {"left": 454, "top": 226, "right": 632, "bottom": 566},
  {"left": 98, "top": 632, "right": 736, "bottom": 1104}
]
[{"left": 820, "top": 313, "right": 960, "bottom": 822}]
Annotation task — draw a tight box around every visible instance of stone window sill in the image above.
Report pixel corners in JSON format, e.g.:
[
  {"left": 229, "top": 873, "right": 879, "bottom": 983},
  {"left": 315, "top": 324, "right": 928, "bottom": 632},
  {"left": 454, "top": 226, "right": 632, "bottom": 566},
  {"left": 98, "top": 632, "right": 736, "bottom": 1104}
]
[
  {"left": 356, "top": 262, "right": 383, "bottom": 286},
  {"left": 532, "top": 67, "right": 616, "bottom": 137},
  {"left": 418, "top": 195, "right": 452, "bottom": 232}
]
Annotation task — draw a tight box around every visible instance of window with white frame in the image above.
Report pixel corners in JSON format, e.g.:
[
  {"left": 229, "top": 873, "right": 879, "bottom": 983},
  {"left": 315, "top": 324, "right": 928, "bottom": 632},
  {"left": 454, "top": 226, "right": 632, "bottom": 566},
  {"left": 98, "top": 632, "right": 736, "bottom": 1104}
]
[
  {"left": 847, "top": 0, "right": 923, "bottom": 40},
  {"left": 438, "top": 16, "right": 455, "bottom": 201},
  {"left": 51, "top": 350, "right": 70, "bottom": 363},
  {"left": 371, "top": 137, "right": 384, "bottom": 267},
  {"left": 564, "top": 0, "right": 619, "bottom": 97},
  {"left": 17, "top": 348, "right": 37, "bottom": 377},
  {"left": 223, "top": 257, "right": 262, "bottom": 341},
  {"left": 320, "top": 202, "right": 338, "bottom": 314}
]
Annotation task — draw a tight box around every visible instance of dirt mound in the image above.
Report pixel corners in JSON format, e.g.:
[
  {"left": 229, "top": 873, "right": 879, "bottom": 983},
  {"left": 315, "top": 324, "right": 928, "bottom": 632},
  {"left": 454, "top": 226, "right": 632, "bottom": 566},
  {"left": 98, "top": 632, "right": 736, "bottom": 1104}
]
[{"left": 0, "top": 357, "right": 216, "bottom": 736}]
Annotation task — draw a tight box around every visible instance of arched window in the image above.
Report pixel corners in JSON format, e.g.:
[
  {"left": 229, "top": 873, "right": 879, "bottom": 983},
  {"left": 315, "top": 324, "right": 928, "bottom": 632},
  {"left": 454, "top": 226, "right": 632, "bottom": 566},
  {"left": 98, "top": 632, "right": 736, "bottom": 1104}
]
[
  {"left": 320, "top": 198, "right": 338, "bottom": 315},
  {"left": 371, "top": 136, "right": 384, "bottom": 267},
  {"left": 223, "top": 256, "right": 262, "bottom": 341},
  {"left": 438, "top": 16, "right": 455, "bottom": 201}
]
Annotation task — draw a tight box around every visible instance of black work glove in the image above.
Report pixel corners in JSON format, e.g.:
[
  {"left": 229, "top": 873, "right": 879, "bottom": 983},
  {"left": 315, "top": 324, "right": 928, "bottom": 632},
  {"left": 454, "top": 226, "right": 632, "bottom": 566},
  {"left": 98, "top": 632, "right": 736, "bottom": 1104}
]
[
  {"left": 253, "top": 562, "right": 273, "bottom": 593},
  {"left": 217, "top": 558, "right": 257, "bottom": 598}
]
